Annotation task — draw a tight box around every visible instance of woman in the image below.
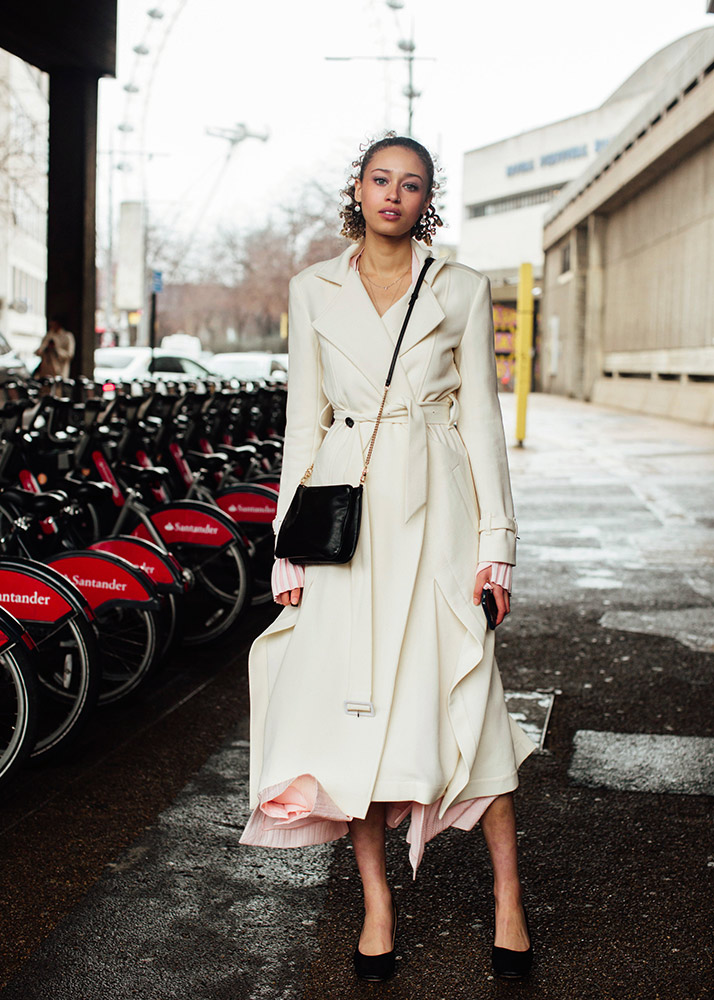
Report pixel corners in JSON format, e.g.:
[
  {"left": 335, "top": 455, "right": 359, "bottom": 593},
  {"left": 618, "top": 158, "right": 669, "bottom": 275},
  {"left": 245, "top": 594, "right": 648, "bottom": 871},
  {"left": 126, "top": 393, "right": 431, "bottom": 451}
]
[
  {"left": 240, "top": 134, "right": 535, "bottom": 982},
  {"left": 35, "top": 317, "right": 75, "bottom": 378}
]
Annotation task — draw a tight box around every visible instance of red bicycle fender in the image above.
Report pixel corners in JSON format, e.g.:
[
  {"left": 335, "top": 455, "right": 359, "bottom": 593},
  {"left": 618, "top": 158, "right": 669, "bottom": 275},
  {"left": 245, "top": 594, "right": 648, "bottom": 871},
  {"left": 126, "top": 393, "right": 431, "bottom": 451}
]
[
  {"left": 216, "top": 490, "right": 277, "bottom": 523},
  {"left": 46, "top": 552, "right": 159, "bottom": 612},
  {"left": 89, "top": 538, "right": 183, "bottom": 593},
  {"left": 0, "top": 569, "right": 73, "bottom": 623},
  {"left": 132, "top": 506, "right": 235, "bottom": 548}
]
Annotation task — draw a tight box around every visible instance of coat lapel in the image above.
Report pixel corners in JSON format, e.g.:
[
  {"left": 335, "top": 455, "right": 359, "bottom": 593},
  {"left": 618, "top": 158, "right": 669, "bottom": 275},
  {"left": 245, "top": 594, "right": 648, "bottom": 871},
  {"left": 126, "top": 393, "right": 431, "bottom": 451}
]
[
  {"left": 312, "top": 264, "right": 390, "bottom": 394},
  {"left": 311, "top": 240, "right": 449, "bottom": 393}
]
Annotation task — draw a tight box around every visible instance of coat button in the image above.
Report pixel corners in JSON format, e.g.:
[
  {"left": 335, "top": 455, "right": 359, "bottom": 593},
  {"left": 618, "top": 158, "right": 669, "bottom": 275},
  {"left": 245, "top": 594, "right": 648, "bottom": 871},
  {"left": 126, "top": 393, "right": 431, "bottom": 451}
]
[{"left": 345, "top": 416, "right": 354, "bottom": 427}]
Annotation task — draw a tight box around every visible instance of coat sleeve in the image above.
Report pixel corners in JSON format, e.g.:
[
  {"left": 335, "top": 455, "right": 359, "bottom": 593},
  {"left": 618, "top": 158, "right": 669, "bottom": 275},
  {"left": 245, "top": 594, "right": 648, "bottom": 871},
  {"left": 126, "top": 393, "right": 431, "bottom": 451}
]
[
  {"left": 453, "top": 274, "right": 517, "bottom": 565},
  {"left": 272, "top": 275, "right": 332, "bottom": 547}
]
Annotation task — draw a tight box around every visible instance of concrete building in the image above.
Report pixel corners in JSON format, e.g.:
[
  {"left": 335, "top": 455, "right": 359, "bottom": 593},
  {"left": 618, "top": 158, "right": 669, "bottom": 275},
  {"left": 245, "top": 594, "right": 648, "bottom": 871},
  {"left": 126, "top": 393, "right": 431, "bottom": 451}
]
[
  {"left": 0, "top": 50, "right": 49, "bottom": 361},
  {"left": 459, "top": 30, "right": 712, "bottom": 295},
  {"left": 541, "top": 27, "right": 714, "bottom": 426}
]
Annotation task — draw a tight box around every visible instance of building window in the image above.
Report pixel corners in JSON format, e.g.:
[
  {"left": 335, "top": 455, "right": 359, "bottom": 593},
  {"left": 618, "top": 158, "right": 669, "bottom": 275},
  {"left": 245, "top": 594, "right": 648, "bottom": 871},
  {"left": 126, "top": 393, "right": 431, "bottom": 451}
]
[
  {"left": 466, "top": 183, "right": 566, "bottom": 219},
  {"left": 10, "top": 182, "right": 45, "bottom": 242},
  {"left": 560, "top": 243, "right": 571, "bottom": 274},
  {"left": 11, "top": 267, "right": 45, "bottom": 315},
  {"left": 9, "top": 94, "right": 49, "bottom": 171}
]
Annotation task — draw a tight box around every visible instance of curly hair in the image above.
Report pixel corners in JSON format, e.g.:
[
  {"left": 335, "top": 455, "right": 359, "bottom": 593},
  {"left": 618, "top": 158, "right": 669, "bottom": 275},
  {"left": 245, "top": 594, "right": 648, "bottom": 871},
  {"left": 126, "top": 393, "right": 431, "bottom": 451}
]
[{"left": 339, "top": 132, "right": 444, "bottom": 246}]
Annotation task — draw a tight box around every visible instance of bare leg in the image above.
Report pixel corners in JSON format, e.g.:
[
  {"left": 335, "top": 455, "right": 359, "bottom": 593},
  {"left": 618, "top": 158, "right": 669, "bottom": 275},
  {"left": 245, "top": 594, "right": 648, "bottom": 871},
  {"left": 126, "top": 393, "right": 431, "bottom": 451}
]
[
  {"left": 480, "top": 793, "right": 530, "bottom": 951},
  {"left": 348, "top": 803, "right": 395, "bottom": 955}
]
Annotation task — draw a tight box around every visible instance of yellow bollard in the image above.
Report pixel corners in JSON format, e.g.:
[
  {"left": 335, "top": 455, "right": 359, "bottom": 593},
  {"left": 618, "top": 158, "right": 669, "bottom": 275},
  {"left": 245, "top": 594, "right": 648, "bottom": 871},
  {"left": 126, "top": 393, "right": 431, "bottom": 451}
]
[
  {"left": 280, "top": 311, "right": 288, "bottom": 340},
  {"left": 514, "top": 262, "right": 534, "bottom": 446}
]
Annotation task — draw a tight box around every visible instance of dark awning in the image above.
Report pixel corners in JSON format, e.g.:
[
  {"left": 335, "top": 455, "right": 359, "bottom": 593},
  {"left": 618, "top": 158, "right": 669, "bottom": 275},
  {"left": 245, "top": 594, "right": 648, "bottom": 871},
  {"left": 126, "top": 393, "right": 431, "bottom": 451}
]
[{"left": 0, "top": 1, "right": 116, "bottom": 77}]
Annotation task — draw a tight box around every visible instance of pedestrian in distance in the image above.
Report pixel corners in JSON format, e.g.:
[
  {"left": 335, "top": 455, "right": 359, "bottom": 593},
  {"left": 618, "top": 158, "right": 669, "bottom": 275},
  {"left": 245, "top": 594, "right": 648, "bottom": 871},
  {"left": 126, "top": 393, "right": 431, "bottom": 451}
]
[
  {"left": 34, "top": 316, "right": 75, "bottom": 378},
  {"left": 240, "top": 133, "right": 535, "bottom": 983}
]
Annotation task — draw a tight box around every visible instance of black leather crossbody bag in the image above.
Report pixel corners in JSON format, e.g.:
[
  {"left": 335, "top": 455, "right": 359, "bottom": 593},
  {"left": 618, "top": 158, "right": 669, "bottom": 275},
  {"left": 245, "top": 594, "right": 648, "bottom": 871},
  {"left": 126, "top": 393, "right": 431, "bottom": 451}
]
[{"left": 275, "top": 257, "right": 435, "bottom": 565}]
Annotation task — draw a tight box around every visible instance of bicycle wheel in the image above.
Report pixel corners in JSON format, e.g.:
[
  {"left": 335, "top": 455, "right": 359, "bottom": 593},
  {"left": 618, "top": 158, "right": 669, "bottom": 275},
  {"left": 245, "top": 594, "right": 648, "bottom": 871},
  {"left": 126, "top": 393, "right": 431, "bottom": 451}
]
[
  {"left": 215, "top": 484, "right": 277, "bottom": 607},
  {"left": 176, "top": 540, "right": 251, "bottom": 645},
  {"left": 94, "top": 605, "right": 160, "bottom": 705},
  {"left": 0, "top": 644, "right": 38, "bottom": 789},
  {"left": 157, "top": 592, "right": 179, "bottom": 660},
  {"left": 243, "top": 525, "right": 275, "bottom": 605},
  {"left": 29, "top": 612, "right": 100, "bottom": 761},
  {"left": 63, "top": 501, "right": 100, "bottom": 548}
]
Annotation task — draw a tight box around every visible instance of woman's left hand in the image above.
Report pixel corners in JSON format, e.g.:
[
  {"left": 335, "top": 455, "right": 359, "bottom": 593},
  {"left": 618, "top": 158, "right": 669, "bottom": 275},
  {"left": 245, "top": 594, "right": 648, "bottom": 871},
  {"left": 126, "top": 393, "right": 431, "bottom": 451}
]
[{"left": 473, "top": 566, "right": 510, "bottom": 627}]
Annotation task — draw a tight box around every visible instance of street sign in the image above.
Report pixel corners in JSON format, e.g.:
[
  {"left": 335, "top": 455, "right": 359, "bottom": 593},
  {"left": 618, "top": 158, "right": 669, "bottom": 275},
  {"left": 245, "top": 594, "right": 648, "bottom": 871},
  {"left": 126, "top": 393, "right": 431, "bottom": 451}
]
[{"left": 151, "top": 270, "right": 163, "bottom": 294}]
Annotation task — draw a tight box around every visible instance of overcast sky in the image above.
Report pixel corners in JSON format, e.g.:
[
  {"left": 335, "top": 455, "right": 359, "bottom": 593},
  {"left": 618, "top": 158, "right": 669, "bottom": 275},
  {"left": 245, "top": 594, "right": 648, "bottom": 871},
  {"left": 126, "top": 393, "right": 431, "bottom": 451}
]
[{"left": 98, "top": 0, "right": 713, "bottom": 252}]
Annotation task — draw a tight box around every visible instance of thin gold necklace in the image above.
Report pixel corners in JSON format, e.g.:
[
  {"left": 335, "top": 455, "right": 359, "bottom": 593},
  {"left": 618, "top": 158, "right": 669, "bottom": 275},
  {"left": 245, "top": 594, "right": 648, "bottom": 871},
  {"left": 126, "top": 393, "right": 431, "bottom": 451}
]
[
  {"left": 360, "top": 265, "right": 411, "bottom": 291},
  {"left": 361, "top": 270, "right": 409, "bottom": 315}
]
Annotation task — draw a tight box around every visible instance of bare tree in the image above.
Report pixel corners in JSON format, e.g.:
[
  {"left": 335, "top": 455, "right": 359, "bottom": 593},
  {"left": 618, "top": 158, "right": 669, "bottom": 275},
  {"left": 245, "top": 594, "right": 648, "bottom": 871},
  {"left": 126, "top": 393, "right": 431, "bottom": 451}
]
[{"left": 152, "top": 181, "right": 348, "bottom": 351}]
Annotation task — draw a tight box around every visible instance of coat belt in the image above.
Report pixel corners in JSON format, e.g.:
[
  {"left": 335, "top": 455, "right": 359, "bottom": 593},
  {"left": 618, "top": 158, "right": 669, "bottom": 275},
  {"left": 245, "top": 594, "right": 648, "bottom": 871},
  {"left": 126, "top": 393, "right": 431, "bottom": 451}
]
[{"left": 333, "top": 395, "right": 459, "bottom": 524}]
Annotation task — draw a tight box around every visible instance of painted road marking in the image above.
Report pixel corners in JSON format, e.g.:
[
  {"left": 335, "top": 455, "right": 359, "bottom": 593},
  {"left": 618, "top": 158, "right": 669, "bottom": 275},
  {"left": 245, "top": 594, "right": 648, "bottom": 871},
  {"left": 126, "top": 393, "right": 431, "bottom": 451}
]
[
  {"left": 569, "top": 731, "right": 714, "bottom": 796},
  {"left": 600, "top": 608, "right": 714, "bottom": 653},
  {"left": 505, "top": 690, "right": 555, "bottom": 752}
]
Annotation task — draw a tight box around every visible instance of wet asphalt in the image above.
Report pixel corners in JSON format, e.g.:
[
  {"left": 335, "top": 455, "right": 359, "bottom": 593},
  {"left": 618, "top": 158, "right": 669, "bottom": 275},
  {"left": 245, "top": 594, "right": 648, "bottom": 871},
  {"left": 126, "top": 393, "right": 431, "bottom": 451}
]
[{"left": 1, "top": 393, "right": 713, "bottom": 1000}]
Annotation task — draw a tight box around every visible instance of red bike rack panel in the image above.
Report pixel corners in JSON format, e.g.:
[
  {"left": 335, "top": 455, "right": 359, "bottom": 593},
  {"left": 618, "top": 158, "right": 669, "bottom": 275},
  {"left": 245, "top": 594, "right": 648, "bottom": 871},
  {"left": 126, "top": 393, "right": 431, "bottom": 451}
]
[
  {"left": 46, "top": 551, "right": 159, "bottom": 613},
  {"left": 91, "top": 450, "right": 125, "bottom": 506},
  {"left": 132, "top": 503, "right": 236, "bottom": 548},
  {"left": 89, "top": 537, "right": 184, "bottom": 593},
  {"left": 0, "top": 569, "right": 73, "bottom": 623},
  {"left": 216, "top": 487, "right": 278, "bottom": 523}
]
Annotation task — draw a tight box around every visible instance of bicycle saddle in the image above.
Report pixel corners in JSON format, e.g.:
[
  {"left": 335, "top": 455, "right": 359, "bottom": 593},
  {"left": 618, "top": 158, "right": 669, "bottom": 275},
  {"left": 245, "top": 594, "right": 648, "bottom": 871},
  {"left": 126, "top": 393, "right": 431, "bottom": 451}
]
[
  {"left": 217, "top": 444, "right": 257, "bottom": 461},
  {"left": 61, "top": 479, "right": 114, "bottom": 503},
  {"left": 0, "top": 488, "right": 67, "bottom": 517},
  {"left": 186, "top": 452, "right": 228, "bottom": 472},
  {"left": 120, "top": 464, "right": 171, "bottom": 486}
]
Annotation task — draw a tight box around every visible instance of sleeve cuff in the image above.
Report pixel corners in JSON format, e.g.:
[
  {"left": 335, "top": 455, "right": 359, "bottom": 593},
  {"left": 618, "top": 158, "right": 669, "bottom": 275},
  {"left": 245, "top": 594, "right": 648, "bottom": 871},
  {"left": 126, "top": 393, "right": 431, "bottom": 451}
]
[
  {"left": 271, "top": 557, "right": 305, "bottom": 600},
  {"left": 477, "top": 560, "right": 513, "bottom": 594}
]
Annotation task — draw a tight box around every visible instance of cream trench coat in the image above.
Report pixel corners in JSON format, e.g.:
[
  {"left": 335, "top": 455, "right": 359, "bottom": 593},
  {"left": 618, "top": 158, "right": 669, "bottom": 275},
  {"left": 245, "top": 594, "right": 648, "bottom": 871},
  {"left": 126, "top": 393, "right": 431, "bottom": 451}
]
[{"left": 247, "top": 239, "right": 534, "bottom": 822}]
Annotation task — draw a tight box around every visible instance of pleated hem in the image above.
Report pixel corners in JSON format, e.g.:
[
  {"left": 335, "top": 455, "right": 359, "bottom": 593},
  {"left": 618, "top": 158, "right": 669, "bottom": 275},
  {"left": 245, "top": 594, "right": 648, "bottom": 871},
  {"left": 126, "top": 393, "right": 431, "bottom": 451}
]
[{"left": 238, "top": 773, "right": 499, "bottom": 877}]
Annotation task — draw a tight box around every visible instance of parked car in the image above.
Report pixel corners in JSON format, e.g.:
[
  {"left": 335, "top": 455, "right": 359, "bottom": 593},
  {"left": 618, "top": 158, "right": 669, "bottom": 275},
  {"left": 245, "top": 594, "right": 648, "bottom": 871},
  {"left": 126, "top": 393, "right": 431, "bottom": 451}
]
[
  {"left": 0, "top": 332, "right": 30, "bottom": 380},
  {"left": 209, "top": 352, "right": 288, "bottom": 382},
  {"left": 94, "top": 347, "right": 215, "bottom": 387}
]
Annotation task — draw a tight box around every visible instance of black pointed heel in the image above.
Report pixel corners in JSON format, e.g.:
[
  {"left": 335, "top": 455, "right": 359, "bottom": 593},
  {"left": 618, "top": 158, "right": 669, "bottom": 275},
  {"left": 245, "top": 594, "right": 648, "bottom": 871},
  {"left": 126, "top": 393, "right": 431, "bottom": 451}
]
[
  {"left": 353, "top": 897, "right": 398, "bottom": 982},
  {"left": 491, "top": 905, "right": 533, "bottom": 980}
]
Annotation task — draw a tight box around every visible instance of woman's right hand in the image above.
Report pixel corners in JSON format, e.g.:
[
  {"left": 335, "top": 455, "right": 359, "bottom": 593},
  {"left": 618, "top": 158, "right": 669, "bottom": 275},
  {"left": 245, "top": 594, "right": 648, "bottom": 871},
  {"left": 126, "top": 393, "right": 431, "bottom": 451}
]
[{"left": 275, "top": 587, "right": 303, "bottom": 606}]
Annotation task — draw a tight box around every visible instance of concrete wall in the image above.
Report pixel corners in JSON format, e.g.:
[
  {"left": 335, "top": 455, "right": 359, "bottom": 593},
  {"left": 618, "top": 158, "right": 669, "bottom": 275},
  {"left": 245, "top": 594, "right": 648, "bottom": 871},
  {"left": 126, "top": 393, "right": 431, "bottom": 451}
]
[
  {"left": 602, "top": 136, "right": 714, "bottom": 355},
  {"left": 460, "top": 98, "right": 643, "bottom": 278},
  {"left": 541, "top": 30, "right": 714, "bottom": 426},
  {"left": 542, "top": 134, "right": 714, "bottom": 424}
]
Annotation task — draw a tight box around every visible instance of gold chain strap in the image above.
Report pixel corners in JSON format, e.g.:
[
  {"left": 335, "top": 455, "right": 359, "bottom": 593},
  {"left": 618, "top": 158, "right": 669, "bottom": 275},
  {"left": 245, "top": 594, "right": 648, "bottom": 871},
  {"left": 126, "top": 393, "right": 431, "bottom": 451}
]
[{"left": 359, "top": 385, "right": 389, "bottom": 485}]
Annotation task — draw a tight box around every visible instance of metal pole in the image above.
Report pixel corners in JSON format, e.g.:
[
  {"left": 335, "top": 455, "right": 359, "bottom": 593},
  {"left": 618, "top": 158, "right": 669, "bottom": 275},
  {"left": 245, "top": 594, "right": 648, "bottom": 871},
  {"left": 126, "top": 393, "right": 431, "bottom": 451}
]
[
  {"left": 106, "top": 147, "right": 114, "bottom": 343},
  {"left": 514, "top": 262, "right": 534, "bottom": 446},
  {"left": 149, "top": 288, "right": 157, "bottom": 359},
  {"left": 407, "top": 52, "right": 414, "bottom": 136}
]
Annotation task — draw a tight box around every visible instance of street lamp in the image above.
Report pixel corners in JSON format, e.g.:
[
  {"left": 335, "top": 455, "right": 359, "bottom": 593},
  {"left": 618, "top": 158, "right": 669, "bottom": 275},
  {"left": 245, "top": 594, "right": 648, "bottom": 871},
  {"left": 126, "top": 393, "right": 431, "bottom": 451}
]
[{"left": 325, "top": 43, "right": 433, "bottom": 136}]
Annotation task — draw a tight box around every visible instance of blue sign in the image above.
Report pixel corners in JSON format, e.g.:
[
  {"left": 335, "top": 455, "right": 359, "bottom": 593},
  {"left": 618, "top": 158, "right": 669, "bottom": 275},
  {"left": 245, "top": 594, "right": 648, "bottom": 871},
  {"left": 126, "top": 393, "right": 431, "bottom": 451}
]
[
  {"left": 152, "top": 270, "right": 163, "bottom": 294},
  {"left": 506, "top": 160, "right": 535, "bottom": 177},
  {"left": 540, "top": 144, "right": 588, "bottom": 167}
]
